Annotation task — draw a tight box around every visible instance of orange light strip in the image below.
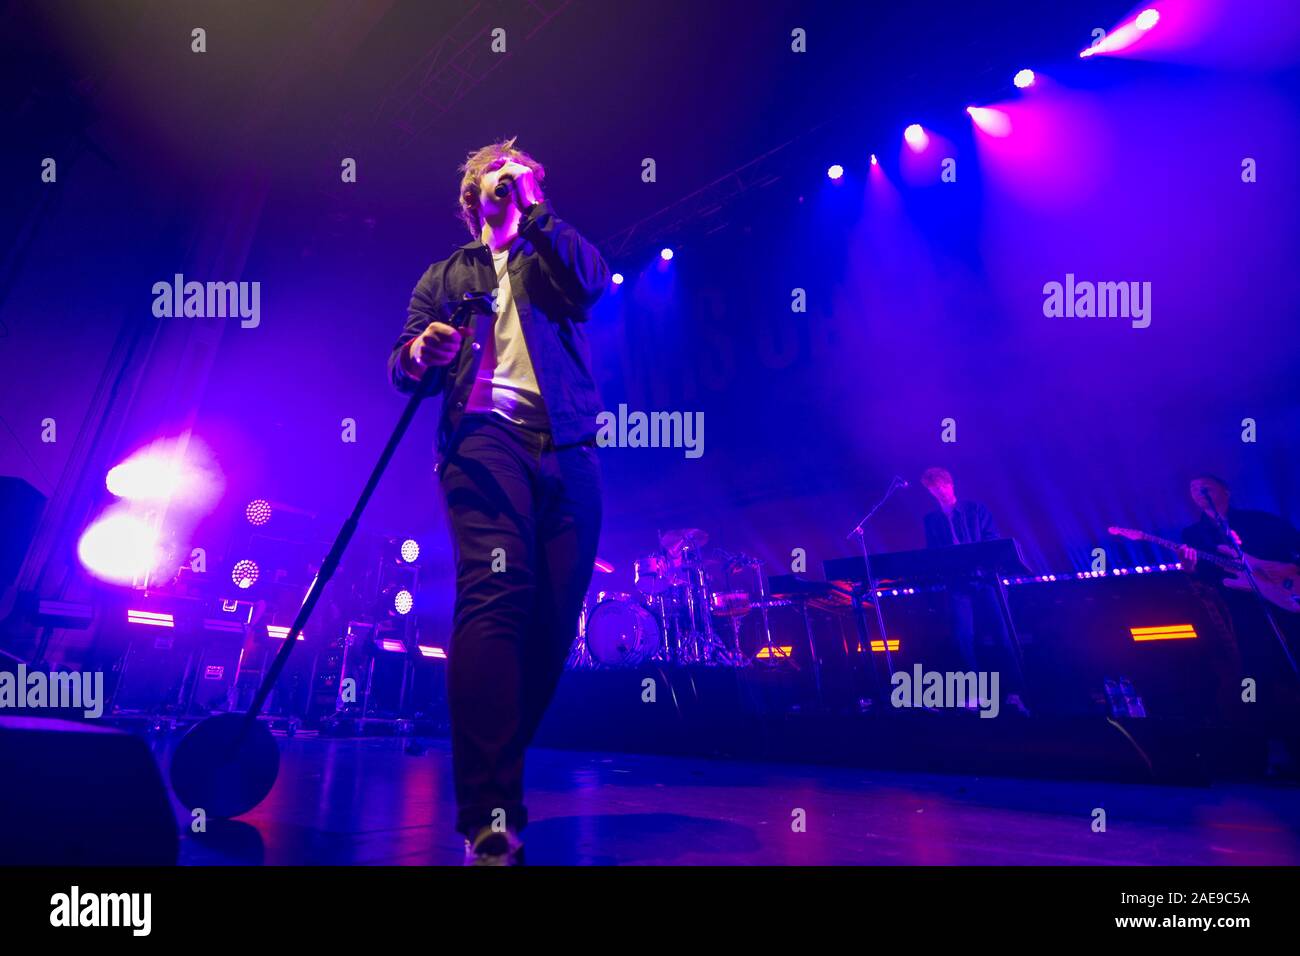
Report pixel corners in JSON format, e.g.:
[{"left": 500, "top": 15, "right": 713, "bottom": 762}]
[
  {"left": 869, "top": 639, "right": 900, "bottom": 652},
  {"left": 1130, "top": 624, "right": 1197, "bottom": 642},
  {"left": 755, "top": 646, "right": 795, "bottom": 659}
]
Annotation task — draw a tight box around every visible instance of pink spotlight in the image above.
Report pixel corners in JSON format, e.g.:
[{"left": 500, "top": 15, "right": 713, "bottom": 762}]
[
  {"left": 966, "top": 106, "right": 1013, "bottom": 138},
  {"left": 827, "top": 163, "right": 844, "bottom": 180},
  {"left": 659, "top": 248, "right": 674, "bottom": 261},
  {"left": 106, "top": 455, "right": 188, "bottom": 502},
  {"left": 1013, "top": 68, "right": 1035, "bottom": 89},
  {"left": 1081, "top": 8, "right": 1160, "bottom": 58},
  {"left": 78, "top": 511, "right": 161, "bottom": 585},
  {"left": 870, "top": 153, "right": 878, "bottom": 166},
  {"left": 903, "top": 124, "right": 929, "bottom": 152}
]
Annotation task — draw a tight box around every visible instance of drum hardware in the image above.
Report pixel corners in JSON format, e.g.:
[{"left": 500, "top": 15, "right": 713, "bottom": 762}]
[{"left": 568, "top": 556, "right": 615, "bottom": 669}]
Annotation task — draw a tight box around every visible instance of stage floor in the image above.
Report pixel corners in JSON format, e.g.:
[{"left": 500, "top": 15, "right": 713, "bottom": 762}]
[{"left": 173, "top": 734, "right": 1300, "bottom": 866}]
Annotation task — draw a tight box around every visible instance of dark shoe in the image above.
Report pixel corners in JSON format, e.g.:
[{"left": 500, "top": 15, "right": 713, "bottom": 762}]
[{"left": 463, "top": 825, "right": 525, "bottom": 866}]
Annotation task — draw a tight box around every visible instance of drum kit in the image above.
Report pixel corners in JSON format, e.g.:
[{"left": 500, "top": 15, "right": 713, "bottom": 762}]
[{"left": 573, "top": 528, "right": 791, "bottom": 668}]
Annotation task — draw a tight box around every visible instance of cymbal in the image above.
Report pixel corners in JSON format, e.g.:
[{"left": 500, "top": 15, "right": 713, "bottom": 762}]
[{"left": 660, "top": 528, "right": 709, "bottom": 552}]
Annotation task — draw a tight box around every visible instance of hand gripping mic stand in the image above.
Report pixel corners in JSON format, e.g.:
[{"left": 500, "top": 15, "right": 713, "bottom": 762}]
[{"left": 169, "top": 293, "right": 493, "bottom": 819}]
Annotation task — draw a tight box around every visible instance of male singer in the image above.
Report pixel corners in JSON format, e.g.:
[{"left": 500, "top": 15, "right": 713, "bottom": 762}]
[{"left": 388, "top": 138, "right": 609, "bottom": 864}]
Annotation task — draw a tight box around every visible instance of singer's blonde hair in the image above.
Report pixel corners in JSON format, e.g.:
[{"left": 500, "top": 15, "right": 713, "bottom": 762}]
[
  {"left": 920, "top": 467, "right": 954, "bottom": 489},
  {"left": 457, "top": 137, "right": 547, "bottom": 239}
]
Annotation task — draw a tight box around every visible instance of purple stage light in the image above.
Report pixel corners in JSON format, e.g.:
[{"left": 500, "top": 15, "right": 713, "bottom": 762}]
[
  {"left": 400, "top": 538, "right": 420, "bottom": 563},
  {"left": 245, "top": 498, "right": 272, "bottom": 526},
  {"left": 659, "top": 247, "right": 674, "bottom": 261},
  {"left": 903, "top": 124, "right": 929, "bottom": 151},
  {"left": 1136, "top": 8, "right": 1159, "bottom": 30},
  {"left": 394, "top": 589, "right": 414, "bottom": 615},
  {"left": 966, "top": 106, "right": 1013, "bottom": 137},
  {"left": 77, "top": 511, "right": 161, "bottom": 585},
  {"left": 870, "top": 153, "right": 878, "bottom": 166},
  {"left": 827, "top": 164, "right": 844, "bottom": 180},
  {"left": 232, "top": 559, "right": 260, "bottom": 589},
  {"left": 611, "top": 272, "right": 624, "bottom": 285},
  {"left": 1013, "top": 68, "right": 1035, "bottom": 89}
]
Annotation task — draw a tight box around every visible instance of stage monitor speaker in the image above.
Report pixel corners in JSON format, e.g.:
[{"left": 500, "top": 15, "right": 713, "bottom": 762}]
[
  {"left": 0, "top": 716, "right": 179, "bottom": 865},
  {"left": 0, "top": 476, "right": 46, "bottom": 589}
]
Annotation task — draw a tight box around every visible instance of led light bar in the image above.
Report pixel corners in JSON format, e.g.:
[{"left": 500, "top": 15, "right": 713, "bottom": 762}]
[
  {"left": 126, "top": 609, "right": 174, "bottom": 628},
  {"left": 1130, "top": 624, "right": 1198, "bottom": 642}
]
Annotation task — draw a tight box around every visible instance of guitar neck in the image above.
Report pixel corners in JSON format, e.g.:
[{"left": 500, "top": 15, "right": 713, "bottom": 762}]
[{"left": 1130, "top": 531, "right": 1237, "bottom": 571}]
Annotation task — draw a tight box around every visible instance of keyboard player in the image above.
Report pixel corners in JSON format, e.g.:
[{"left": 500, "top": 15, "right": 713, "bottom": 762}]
[{"left": 919, "top": 467, "right": 1029, "bottom": 715}]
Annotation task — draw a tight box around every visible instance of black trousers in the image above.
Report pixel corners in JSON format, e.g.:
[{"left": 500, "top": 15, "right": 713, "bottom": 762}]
[
  {"left": 947, "top": 583, "right": 1023, "bottom": 696},
  {"left": 438, "top": 414, "right": 602, "bottom": 836}
]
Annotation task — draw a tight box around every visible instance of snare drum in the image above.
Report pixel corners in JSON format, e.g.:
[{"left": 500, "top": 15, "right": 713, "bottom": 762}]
[
  {"left": 634, "top": 552, "right": 673, "bottom": 595},
  {"left": 585, "top": 594, "right": 662, "bottom": 666}
]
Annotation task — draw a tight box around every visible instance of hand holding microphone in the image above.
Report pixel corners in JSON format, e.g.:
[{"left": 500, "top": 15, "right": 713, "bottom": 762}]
[{"left": 492, "top": 161, "right": 542, "bottom": 212}]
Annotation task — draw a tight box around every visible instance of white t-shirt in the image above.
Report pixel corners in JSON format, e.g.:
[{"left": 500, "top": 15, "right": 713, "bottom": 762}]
[{"left": 465, "top": 245, "right": 548, "bottom": 429}]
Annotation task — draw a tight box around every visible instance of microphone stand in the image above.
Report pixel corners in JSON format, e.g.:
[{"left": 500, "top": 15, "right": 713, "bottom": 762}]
[
  {"left": 1202, "top": 491, "right": 1298, "bottom": 680},
  {"left": 847, "top": 478, "right": 907, "bottom": 681},
  {"left": 242, "top": 293, "right": 492, "bottom": 727}
]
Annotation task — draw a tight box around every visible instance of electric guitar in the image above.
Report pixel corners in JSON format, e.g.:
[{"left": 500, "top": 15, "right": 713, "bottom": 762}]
[{"left": 1107, "top": 526, "right": 1300, "bottom": 614}]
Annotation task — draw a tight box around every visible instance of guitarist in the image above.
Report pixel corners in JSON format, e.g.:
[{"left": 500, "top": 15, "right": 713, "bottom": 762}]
[
  {"left": 1180, "top": 474, "right": 1300, "bottom": 773},
  {"left": 1179, "top": 475, "right": 1300, "bottom": 584}
]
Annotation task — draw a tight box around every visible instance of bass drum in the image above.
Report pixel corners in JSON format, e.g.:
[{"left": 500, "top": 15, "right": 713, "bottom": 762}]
[{"left": 585, "top": 595, "right": 662, "bottom": 666}]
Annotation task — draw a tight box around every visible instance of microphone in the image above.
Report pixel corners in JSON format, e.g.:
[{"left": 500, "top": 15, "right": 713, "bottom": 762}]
[
  {"left": 493, "top": 176, "right": 513, "bottom": 199},
  {"left": 892, "top": 476, "right": 910, "bottom": 489}
]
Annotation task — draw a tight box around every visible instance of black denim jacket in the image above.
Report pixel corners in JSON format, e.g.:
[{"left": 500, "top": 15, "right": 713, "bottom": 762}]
[{"left": 387, "top": 201, "right": 609, "bottom": 453}]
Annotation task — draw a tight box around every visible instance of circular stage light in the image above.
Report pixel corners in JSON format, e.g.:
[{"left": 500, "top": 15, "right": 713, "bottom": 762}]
[
  {"left": 1013, "top": 68, "right": 1035, "bottom": 89},
  {"left": 659, "top": 247, "right": 674, "bottom": 261},
  {"left": 903, "top": 124, "right": 928, "bottom": 151},
  {"left": 232, "top": 559, "right": 260, "bottom": 589},
  {"left": 400, "top": 538, "right": 420, "bottom": 563},
  {"left": 1136, "top": 8, "right": 1159, "bottom": 30},
  {"left": 245, "top": 499, "right": 272, "bottom": 526},
  {"left": 611, "top": 272, "right": 624, "bottom": 285},
  {"left": 827, "top": 164, "right": 844, "bottom": 180},
  {"left": 394, "top": 589, "right": 414, "bottom": 615}
]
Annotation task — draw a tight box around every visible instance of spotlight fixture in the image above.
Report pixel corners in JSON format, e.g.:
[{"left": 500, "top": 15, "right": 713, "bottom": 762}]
[
  {"left": 245, "top": 499, "right": 272, "bottom": 526},
  {"left": 394, "top": 589, "right": 414, "bottom": 615},
  {"left": 659, "top": 247, "right": 674, "bottom": 261},
  {"left": 1013, "top": 68, "right": 1035, "bottom": 89},
  {"left": 827, "top": 164, "right": 844, "bottom": 180},
  {"left": 400, "top": 538, "right": 420, "bottom": 563},
  {"left": 903, "top": 124, "right": 928, "bottom": 151},
  {"left": 1136, "top": 8, "right": 1159, "bottom": 30},
  {"left": 611, "top": 272, "right": 624, "bottom": 285},
  {"left": 232, "top": 559, "right": 260, "bottom": 589}
]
